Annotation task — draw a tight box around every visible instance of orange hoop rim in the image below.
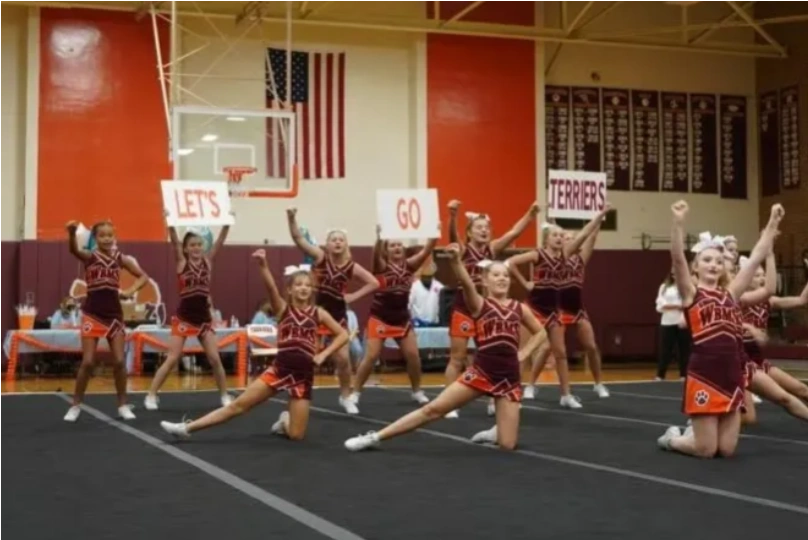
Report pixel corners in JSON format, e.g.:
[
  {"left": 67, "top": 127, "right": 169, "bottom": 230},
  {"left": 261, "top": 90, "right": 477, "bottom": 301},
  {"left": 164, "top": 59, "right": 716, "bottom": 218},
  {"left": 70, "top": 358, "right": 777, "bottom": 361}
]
[{"left": 223, "top": 166, "right": 257, "bottom": 184}]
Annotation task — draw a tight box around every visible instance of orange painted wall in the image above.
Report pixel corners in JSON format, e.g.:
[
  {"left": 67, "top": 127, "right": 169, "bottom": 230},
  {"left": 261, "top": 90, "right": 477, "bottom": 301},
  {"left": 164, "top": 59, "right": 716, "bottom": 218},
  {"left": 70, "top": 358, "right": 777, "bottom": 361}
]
[
  {"left": 426, "top": 3, "right": 537, "bottom": 246},
  {"left": 37, "top": 9, "right": 169, "bottom": 241}
]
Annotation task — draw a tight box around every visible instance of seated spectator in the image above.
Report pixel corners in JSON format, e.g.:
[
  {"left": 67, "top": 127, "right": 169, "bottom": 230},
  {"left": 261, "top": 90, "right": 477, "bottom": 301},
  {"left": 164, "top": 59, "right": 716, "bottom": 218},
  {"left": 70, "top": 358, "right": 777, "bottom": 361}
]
[
  {"left": 50, "top": 297, "right": 80, "bottom": 329},
  {"left": 250, "top": 299, "right": 277, "bottom": 326}
]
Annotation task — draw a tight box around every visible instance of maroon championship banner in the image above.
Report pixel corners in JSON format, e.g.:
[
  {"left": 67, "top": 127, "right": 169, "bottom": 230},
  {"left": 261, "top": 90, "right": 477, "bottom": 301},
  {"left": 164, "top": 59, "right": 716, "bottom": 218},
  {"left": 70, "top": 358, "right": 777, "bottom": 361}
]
[
  {"left": 601, "top": 88, "right": 630, "bottom": 190},
  {"left": 759, "top": 91, "right": 780, "bottom": 197},
  {"left": 630, "top": 90, "right": 660, "bottom": 191},
  {"left": 719, "top": 95, "right": 747, "bottom": 199},
  {"left": 780, "top": 86, "right": 800, "bottom": 189},
  {"left": 661, "top": 92, "right": 689, "bottom": 193},
  {"left": 570, "top": 87, "right": 601, "bottom": 172},
  {"left": 690, "top": 94, "right": 718, "bottom": 194},
  {"left": 545, "top": 86, "right": 571, "bottom": 175}
]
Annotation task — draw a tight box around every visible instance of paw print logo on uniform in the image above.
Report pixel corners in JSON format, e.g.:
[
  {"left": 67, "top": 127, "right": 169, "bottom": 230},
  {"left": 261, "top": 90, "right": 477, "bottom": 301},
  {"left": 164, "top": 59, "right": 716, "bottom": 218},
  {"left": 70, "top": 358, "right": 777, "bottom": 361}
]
[
  {"left": 376, "top": 324, "right": 386, "bottom": 334},
  {"left": 694, "top": 389, "right": 710, "bottom": 407},
  {"left": 460, "top": 321, "right": 472, "bottom": 333},
  {"left": 463, "top": 370, "right": 476, "bottom": 383},
  {"left": 178, "top": 323, "right": 188, "bottom": 333},
  {"left": 82, "top": 322, "right": 93, "bottom": 334}
]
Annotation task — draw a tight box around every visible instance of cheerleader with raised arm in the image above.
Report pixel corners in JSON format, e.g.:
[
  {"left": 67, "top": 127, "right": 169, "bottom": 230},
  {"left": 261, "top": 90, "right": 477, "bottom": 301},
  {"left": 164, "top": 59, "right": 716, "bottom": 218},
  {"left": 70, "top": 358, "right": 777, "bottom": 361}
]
[
  {"left": 161, "top": 249, "right": 348, "bottom": 441},
  {"left": 287, "top": 208, "right": 379, "bottom": 414},
  {"left": 344, "top": 244, "right": 545, "bottom": 452},
  {"left": 145, "top": 218, "right": 232, "bottom": 410},
  {"left": 63, "top": 221, "right": 149, "bottom": 422},
  {"left": 657, "top": 202, "right": 782, "bottom": 458},
  {"left": 352, "top": 226, "right": 437, "bottom": 409}
]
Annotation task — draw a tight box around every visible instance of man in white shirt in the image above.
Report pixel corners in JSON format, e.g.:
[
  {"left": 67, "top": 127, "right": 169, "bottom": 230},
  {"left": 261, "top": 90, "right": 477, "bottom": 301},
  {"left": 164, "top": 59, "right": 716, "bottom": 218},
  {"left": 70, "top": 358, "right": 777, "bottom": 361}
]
[{"left": 409, "top": 262, "right": 444, "bottom": 326}]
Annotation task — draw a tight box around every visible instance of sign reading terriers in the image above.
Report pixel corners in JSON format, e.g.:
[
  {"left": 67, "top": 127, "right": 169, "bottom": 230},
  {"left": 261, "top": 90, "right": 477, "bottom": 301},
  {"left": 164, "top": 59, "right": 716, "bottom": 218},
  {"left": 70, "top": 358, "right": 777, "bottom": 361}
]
[
  {"left": 548, "top": 170, "right": 607, "bottom": 220},
  {"left": 376, "top": 189, "right": 440, "bottom": 240},
  {"left": 161, "top": 180, "right": 235, "bottom": 227}
]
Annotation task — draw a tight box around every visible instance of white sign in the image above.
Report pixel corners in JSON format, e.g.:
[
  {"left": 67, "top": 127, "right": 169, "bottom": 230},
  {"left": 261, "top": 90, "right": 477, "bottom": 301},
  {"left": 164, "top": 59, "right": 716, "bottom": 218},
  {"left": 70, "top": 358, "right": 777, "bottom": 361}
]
[
  {"left": 376, "top": 189, "right": 440, "bottom": 240},
  {"left": 547, "top": 170, "right": 607, "bottom": 220},
  {"left": 161, "top": 181, "right": 235, "bottom": 227}
]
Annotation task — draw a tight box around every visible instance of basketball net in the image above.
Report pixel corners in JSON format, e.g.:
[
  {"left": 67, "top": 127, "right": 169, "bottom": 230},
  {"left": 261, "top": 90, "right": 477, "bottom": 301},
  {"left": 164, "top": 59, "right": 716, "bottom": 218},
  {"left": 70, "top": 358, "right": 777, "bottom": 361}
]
[{"left": 223, "top": 166, "right": 257, "bottom": 198}]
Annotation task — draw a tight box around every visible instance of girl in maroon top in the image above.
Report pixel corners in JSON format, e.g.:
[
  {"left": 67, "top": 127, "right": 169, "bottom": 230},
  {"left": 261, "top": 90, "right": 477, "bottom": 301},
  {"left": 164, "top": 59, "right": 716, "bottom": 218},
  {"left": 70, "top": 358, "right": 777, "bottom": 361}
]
[
  {"left": 443, "top": 199, "right": 540, "bottom": 418},
  {"left": 737, "top": 255, "right": 808, "bottom": 424},
  {"left": 344, "top": 243, "right": 545, "bottom": 452},
  {"left": 287, "top": 207, "right": 379, "bottom": 414},
  {"left": 64, "top": 220, "right": 149, "bottom": 423},
  {"left": 522, "top": 225, "right": 610, "bottom": 401},
  {"left": 352, "top": 226, "right": 437, "bottom": 409},
  {"left": 656, "top": 201, "right": 782, "bottom": 458},
  {"left": 506, "top": 205, "right": 613, "bottom": 410},
  {"left": 161, "top": 248, "right": 348, "bottom": 441},
  {"left": 144, "top": 218, "right": 231, "bottom": 411}
]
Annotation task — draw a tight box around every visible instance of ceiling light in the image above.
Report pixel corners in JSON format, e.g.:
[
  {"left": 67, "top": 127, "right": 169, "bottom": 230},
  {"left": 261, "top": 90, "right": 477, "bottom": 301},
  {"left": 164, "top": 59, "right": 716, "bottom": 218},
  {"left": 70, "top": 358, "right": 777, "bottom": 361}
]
[
  {"left": 177, "top": 148, "right": 194, "bottom": 156},
  {"left": 201, "top": 134, "right": 218, "bottom": 142},
  {"left": 226, "top": 116, "right": 246, "bottom": 122}
]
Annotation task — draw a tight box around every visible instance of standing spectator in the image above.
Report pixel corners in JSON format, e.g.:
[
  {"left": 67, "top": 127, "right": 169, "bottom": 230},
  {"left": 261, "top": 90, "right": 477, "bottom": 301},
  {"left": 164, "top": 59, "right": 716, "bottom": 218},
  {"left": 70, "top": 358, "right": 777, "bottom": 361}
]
[
  {"left": 408, "top": 262, "right": 444, "bottom": 326},
  {"left": 655, "top": 269, "right": 690, "bottom": 380}
]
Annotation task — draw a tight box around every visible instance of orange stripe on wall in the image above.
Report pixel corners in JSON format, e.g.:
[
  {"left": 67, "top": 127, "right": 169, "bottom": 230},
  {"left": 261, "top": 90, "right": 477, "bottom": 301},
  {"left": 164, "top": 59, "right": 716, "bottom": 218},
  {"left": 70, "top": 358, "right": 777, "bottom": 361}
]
[
  {"left": 427, "top": 34, "right": 537, "bottom": 246},
  {"left": 37, "top": 9, "right": 169, "bottom": 241}
]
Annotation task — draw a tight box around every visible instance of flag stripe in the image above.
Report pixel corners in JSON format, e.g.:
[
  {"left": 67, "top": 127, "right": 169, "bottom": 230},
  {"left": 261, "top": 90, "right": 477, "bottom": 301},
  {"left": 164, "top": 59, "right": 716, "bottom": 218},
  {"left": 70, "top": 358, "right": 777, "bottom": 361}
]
[
  {"left": 338, "top": 53, "right": 345, "bottom": 178},
  {"left": 314, "top": 53, "right": 322, "bottom": 179},
  {"left": 326, "top": 53, "right": 334, "bottom": 179}
]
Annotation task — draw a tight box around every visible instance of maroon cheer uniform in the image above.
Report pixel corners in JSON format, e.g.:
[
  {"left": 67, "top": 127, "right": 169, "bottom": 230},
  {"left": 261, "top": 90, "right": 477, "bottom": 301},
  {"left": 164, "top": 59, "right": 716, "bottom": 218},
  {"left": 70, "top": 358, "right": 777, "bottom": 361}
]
[
  {"left": 450, "top": 243, "right": 494, "bottom": 339},
  {"left": 81, "top": 251, "right": 125, "bottom": 340},
  {"left": 260, "top": 305, "right": 320, "bottom": 400},
  {"left": 368, "top": 259, "right": 413, "bottom": 339},
  {"left": 172, "top": 258, "right": 212, "bottom": 337},
  {"left": 313, "top": 257, "right": 354, "bottom": 335}
]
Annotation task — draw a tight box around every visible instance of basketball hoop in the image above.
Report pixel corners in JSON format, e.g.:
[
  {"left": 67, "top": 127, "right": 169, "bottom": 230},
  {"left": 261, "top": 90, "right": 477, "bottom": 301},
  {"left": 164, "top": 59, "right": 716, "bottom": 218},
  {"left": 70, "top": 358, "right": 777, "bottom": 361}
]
[{"left": 223, "top": 166, "right": 257, "bottom": 197}]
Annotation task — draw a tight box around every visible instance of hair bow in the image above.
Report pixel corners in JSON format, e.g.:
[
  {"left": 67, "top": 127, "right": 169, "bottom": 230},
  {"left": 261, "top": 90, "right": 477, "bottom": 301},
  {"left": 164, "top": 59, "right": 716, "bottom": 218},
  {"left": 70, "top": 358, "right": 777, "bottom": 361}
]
[
  {"left": 540, "top": 222, "right": 555, "bottom": 231},
  {"left": 476, "top": 259, "right": 494, "bottom": 269},
  {"left": 722, "top": 235, "right": 737, "bottom": 245},
  {"left": 691, "top": 231, "right": 725, "bottom": 254},
  {"left": 325, "top": 228, "right": 348, "bottom": 238},
  {"left": 738, "top": 256, "right": 752, "bottom": 269},
  {"left": 465, "top": 212, "right": 490, "bottom": 222},
  {"left": 284, "top": 264, "right": 311, "bottom": 276}
]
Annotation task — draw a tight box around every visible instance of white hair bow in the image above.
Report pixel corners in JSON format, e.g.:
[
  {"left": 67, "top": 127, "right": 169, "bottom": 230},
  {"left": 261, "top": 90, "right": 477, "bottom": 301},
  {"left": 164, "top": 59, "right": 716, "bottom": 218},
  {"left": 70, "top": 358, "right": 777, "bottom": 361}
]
[
  {"left": 465, "top": 212, "right": 490, "bottom": 222},
  {"left": 284, "top": 264, "right": 311, "bottom": 276},
  {"left": 540, "top": 222, "right": 554, "bottom": 231},
  {"left": 476, "top": 259, "right": 494, "bottom": 269},
  {"left": 691, "top": 231, "right": 725, "bottom": 253},
  {"left": 723, "top": 235, "right": 737, "bottom": 245},
  {"left": 325, "top": 228, "right": 347, "bottom": 238},
  {"left": 738, "top": 256, "right": 751, "bottom": 269}
]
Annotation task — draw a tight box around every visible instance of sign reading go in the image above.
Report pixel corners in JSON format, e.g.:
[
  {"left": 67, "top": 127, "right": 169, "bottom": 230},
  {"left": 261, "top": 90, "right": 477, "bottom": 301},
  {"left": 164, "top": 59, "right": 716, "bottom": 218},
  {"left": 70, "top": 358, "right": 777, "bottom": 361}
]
[{"left": 376, "top": 189, "right": 440, "bottom": 240}]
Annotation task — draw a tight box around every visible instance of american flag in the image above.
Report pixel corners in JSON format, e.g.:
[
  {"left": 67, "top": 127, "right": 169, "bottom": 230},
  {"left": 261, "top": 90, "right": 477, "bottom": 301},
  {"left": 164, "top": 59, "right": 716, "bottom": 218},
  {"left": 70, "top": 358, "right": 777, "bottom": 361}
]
[{"left": 266, "top": 48, "right": 345, "bottom": 180}]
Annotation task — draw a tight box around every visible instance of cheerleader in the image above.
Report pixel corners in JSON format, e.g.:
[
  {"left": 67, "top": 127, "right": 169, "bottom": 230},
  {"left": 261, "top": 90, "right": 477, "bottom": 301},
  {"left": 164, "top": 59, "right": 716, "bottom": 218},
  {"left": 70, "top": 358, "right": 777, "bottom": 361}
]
[
  {"left": 657, "top": 202, "right": 782, "bottom": 458},
  {"left": 144, "top": 219, "right": 232, "bottom": 410},
  {"left": 63, "top": 220, "right": 149, "bottom": 422},
  {"left": 522, "top": 226, "right": 610, "bottom": 400},
  {"left": 344, "top": 244, "right": 545, "bottom": 452},
  {"left": 738, "top": 254, "right": 808, "bottom": 423},
  {"left": 161, "top": 249, "right": 349, "bottom": 441},
  {"left": 505, "top": 206, "right": 613, "bottom": 409},
  {"left": 352, "top": 226, "right": 437, "bottom": 409},
  {"left": 287, "top": 208, "right": 380, "bottom": 414},
  {"left": 443, "top": 199, "right": 540, "bottom": 418}
]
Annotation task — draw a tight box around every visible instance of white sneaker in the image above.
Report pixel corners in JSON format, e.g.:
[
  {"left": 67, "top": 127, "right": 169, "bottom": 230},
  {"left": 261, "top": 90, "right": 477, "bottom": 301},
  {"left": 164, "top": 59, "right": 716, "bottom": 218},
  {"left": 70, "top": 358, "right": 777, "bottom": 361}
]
[
  {"left": 118, "top": 405, "right": 136, "bottom": 420},
  {"left": 486, "top": 400, "right": 496, "bottom": 416},
  {"left": 348, "top": 392, "right": 359, "bottom": 404},
  {"left": 161, "top": 421, "right": 191, "bottom": 439},
  {"left": 271, "top": 411, "right": 289, "bottom": 436},
  {"left": 339, "top": 396, "right": 359, "bottom": 415},
  {"left": 221, "top": 394, "right": 234, "bottom": 407},
  {"left": 593, "top": 383, "right": 610, "bottom": 398},
  {"left": 64, "top": 405, "right": 81, "bottom": 422},
  {"left": 345, "top": 431, "right": 380, "bottom": 451},
  {"left": 470, "top": 425, "right": 498, "bottom": 444},
  {"left": 682, "top": 425, "right": 693, "bottom": 438},
  {"left": 752, "top": 393, "right": 762, "bottom": 404},
  {"left": 411, "top": 391, "right": 429, "bottom": 405},
  {"left": 657, "top": 426, "right": 681, "bottom": 449},
  {"left": 144, "top": 394, "right": 159, "bottom": 411},
  {"left": 560, "top": 395, "right": 583, "bottom": 409},
  {"left": 523, "top": 385, "right": 536, "bottom": 400},
  {"left": 445, "top": 410, "right": 459, "bottom": 419}
]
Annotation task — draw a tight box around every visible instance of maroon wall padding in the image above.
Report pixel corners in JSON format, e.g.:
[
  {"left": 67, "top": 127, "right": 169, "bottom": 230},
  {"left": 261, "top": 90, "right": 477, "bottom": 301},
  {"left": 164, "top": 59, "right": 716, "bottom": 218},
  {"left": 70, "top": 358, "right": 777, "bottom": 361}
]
[
  {"left": 2, "top": 242, "right": 21, "bottom": 346},
  {"left": 6, "top": 242, "right": 671, "bottom": 359}
]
